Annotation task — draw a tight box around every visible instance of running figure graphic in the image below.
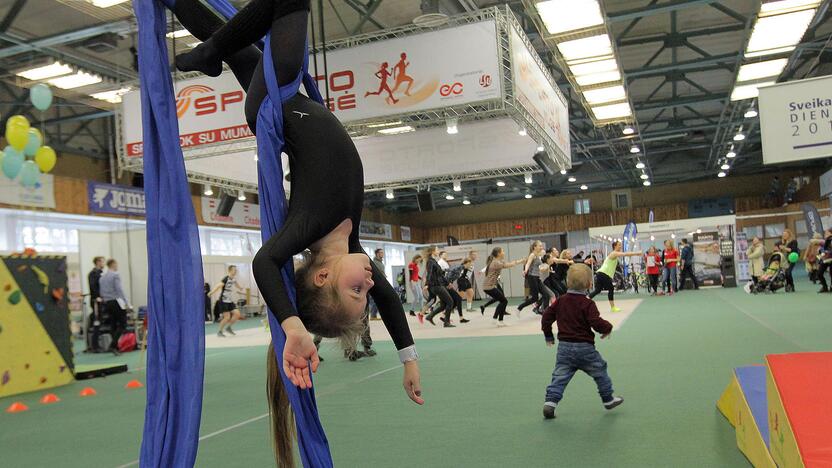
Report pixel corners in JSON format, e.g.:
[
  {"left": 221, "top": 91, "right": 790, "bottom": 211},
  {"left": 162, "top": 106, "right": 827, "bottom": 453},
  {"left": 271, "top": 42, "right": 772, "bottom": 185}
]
[
  {"left": 365, "top": 62, "right": 399, "bottom": 104},
  {"left": 391, "top": 52, "right": 414, "bottom": 96}
]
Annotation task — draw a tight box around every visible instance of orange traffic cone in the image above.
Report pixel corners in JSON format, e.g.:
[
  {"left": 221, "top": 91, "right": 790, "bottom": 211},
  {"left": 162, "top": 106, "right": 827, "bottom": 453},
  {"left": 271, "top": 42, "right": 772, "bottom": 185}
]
[
  {"left": 125, "top": 380, "right": 144, "bottom": 389},
  {"left": 79, "top": 387, "right": 97, "bottom": 397},
  {"left": 39, "top": 393, "right": 60, "bottom": 404},
  {"left": 5, "top": 402, "right": 29, "bottom": 413}
]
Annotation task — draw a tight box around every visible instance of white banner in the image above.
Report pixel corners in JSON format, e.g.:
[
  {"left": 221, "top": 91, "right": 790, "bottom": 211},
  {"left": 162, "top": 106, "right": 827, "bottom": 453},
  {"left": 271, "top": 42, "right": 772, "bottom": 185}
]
[
  {"left": 313, "top": 20, "right": 501, "bottom": 121},
  {"left": 201, "top": 197, "right": 261, "bottom": 228},
  {"left": 758, "top": 75, "right": 832, "bottom": 165},
  {"left": 357, "top": 118, "right": 537, "bottom": 185},
  {"left": 0, "top": 174, "right": 55, "bottom": 208},
  {"left": 509, "top": 26, "right": 570, "bottom": 160},
  {"left": 121, "top": 21, "right": 501, "bottom": 157},
  {"left": 122, "top": 74, "right": 251, "bottom": 158},
  {"left": 359, "top": 221, "right": 393, "bottom": 240}
]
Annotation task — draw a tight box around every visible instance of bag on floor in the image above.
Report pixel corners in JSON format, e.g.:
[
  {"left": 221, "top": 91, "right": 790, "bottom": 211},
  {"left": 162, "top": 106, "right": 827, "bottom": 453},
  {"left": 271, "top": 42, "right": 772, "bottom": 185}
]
[{"left": 118, "top": 332, "right": 137, "bottom": 352}]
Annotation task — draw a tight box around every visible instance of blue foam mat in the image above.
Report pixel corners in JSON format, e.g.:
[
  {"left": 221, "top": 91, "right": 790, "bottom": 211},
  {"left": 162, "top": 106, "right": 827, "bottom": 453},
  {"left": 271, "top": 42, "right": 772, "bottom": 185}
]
[{"left": 735, "top": 366, "right": 770, "bottom": 447}]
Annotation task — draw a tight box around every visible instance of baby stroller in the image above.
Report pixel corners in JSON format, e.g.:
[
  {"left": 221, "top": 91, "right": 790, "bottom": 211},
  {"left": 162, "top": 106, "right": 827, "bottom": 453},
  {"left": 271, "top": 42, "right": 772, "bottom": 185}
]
[{"left": 751, "top": 252, "right": 786, "bottom": 294}]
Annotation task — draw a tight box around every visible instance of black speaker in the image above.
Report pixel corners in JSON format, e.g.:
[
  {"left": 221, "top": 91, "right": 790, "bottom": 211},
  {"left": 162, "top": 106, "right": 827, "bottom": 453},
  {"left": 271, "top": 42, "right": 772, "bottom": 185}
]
[
  {"left": 416, "top": 191, "right": 434, "bottom": 211},
  {"left": 216, "top": 192, "right": 236, "bottom": 216},
  {"left": 447, "top": 236, "right": 459, "bottom": 246},
  {"left": 533, "top": 150, "right": 556, "bottom": 176}
]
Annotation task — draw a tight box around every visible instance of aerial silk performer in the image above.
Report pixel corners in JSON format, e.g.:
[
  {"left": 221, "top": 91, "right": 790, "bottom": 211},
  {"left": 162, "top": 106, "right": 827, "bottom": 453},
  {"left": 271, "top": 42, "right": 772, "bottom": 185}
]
[{"left": 135, "top": 0, "right": 422, "bottom": 466}]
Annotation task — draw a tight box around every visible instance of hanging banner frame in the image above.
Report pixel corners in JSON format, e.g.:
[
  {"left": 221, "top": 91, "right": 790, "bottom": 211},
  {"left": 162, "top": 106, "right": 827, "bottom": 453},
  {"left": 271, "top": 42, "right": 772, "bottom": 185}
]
[{"left": 117, "top": 6, "right": 571, "bottom": 193}]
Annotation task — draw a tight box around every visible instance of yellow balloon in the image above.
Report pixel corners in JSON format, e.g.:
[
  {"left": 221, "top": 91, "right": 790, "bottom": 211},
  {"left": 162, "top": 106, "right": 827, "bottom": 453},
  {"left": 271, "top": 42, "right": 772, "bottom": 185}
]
[
  {"left": 6, "top": 123, "right": 28, "bottom": 151},
  {"left": 35, "top": 145, "right": 57, "bottom": 173},
  {"left": 6, "top": 115, "right": 30, "bottom": 130}
]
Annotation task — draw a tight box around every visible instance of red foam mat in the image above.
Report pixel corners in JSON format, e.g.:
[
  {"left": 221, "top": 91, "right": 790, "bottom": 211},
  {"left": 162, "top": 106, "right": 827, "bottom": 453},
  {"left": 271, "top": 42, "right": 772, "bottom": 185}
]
[{"left": 766, "top": 352, "right": 832, "bottom": 466}]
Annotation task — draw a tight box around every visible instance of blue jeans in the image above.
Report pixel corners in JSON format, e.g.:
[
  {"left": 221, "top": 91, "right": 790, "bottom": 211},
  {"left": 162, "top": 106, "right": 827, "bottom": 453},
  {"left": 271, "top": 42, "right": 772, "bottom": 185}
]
[
  {"left": 545, "top": 341, "right": 614, "bottom": 403},
  {"left": 368, "top": 296, "right": 379, "bottom": 318},
  {"left": 661, "top": 266, "right": 678, "bottom": 292}
]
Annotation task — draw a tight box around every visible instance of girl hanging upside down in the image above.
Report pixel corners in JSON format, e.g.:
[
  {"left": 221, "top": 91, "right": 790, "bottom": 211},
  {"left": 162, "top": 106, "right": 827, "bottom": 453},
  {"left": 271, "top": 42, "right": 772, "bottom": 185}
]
[{"left": 173, "top": 0, "right": 422, "bottom": 464}]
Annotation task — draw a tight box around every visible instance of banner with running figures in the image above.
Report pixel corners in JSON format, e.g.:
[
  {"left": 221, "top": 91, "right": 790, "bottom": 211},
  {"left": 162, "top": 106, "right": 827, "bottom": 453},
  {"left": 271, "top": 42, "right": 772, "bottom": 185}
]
[{"left": 120, "top": 20, "right": 501, "bottom": 158}]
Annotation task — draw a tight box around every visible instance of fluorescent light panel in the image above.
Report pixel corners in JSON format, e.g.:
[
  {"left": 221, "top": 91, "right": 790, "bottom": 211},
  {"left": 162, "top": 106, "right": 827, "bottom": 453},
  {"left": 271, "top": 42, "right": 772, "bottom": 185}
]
[
  {"left": 745, "top": 9, "right": 815, "bottom": 57},
  {"left": 557, "top": 34, "right": 612, "bottom": 62},
  {"left": 166, "top": 29, "right": 192, "bottom": 39},
  {"left": 536, "top": 0, "right": 603, "bottom": 35},
  {"left": 90, "top": 87, "right": 131, "bottom": 103},
  {"left": 591, "top": 102, "right": 632, "bottom": 120},
  {"left": 575, "top": 70, "right": 621, "bottom": 86},
  {"left": 760, "top": 0, "right": 820, "bottom": 15},
  {"left": 570, "top": 58, "right": 618, "bottom": 75},
  {"left": 90, "top": 0, "right": 128, "bottom": 7},
  {"left": 731, "top": 80, "right": 776, "bottom": 101},
  {"left": 367, "top": 120, "right": 403, "bottom": 128},
  {"left": 47, "top": 71, "right": 102, "bottom": 89},
  {"left": 737, "top": 58, "right": 788, "bottom": 81},
  {"left": 582, "top": 84, "right": 625, "bottom": 104},
  {"left": 378, "top": 126, "right": 414, "bottom": 135},
  {"left": 17, "top": 62, "right": 73, "bottom": 80}
]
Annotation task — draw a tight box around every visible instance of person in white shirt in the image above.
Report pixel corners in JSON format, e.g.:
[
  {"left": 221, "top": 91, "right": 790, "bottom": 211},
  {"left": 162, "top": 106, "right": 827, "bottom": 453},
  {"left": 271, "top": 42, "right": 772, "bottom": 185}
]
[
  {"left": 99, "top": 259, "right": 131, "bottom": 355},
  {"left": 209, "top": 265, "right": 246, "bottom": 337}
]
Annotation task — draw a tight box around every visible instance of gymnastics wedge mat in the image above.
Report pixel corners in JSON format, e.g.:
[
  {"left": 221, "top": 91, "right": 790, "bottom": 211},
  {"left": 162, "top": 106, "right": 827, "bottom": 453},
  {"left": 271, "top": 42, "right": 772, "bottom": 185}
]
[
  {"left": 718, "top": 366, "right": 776, "bottom": 468},
  {"left": 766, "top": 352, "right": 832, "bottom": 468}
]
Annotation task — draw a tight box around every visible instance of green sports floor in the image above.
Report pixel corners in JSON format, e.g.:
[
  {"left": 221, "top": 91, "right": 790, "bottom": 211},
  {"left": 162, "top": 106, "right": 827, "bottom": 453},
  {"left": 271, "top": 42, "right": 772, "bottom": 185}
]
[{"left": 2, "top": 274, "right": 830, "bottom": 468}]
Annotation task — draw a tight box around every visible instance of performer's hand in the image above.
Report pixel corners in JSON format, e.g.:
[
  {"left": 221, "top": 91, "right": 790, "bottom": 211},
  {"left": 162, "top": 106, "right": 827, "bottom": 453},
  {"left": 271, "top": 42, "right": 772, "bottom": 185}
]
[
  {"left": 281, "top": 318, "right": 319, "bottom": 389},
  {"left": 403, "top": 360, "right": 424, "bottom": 405}
]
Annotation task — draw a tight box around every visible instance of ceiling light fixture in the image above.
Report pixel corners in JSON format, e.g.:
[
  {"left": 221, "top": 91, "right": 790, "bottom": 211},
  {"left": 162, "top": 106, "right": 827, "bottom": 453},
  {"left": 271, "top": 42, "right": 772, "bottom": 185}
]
[
  {"left": 385, "top": 189, "right": 394, "bottom": 199},
  {"left": 453, "top": 180, "right": 461, "bottom": 192},
  {"left": 560, "top": 169, "right": 567, "bottom": 175},
  {"left": 622, "top": 126, "right": 635, "bottom": 135},
  {"left": 203, "top": 184, "right": 213, "bottom": 196},
  {"left": 518, "top": 127, "right": 527, "bottom": 137},
  {"left": 537, "top": 145, "right": 545, "bottom": 152},
  {"left": 524, "top": 173, "right": 533, "bottom": 184},
  {"left": 730, "top": 81, "right": 776, "bottom": 101},
  {"left": 582, "top": 84, "right": 626, "bottom": 105},
  {"left": 580, "top": 184, "right": 588, "bottom": 190},
  {"left": 643, "top": 181, "right": 651, "bottom": 186},
  {"left": 568, "top": 176, "right": 577, "bottom": 182},
  {"left": 237, "top": 190, "right": 246, "bottom": 201},
  {"left": 745, "top": 8, "right": 816, "bottom": 58},
  {"left": 557, "top": 34, "right": 613, "bottom": 62},
  {"left": 47, "top": 71, "right": 102, "bottom": 89},
  {"left": 462, "top": 199, "right": 471, "bottom": 205},
  {"left": 721, "top": 163, "right": 731, "bottom": 170},
  {"left": 378, "top": 125, "right": 415, "bottom": 135},
  {"left": 166, "top": 29, "right": 192, "bottom": 39},
  {"left": 446, "top": 117, "right": 458, "bottom": 135},
  {"left": 525, "top": 193, "right": 533, "bottom": 199},
  {"left": 536, "top": 0, "right": 603, "bottom": 35},
  {"left": 16, "top": 61, "right": 73, "bottom": 81},
  {"left": 590, "top": 102, "right": 632, "bottom": 120},
  {"left": 640, "top": 174, "right": 649, "bottom": 180},
  {"left": 445, "top": 194, "right": 455, "bottom": 200},
  {"left": 90, "top": 87, "right": 131, "bottom": 103},
  {"left": 89, "top": 0, "right": 129, "bottom": 7},
  {"left": 367, "top": 120, "right": 403, "bottom": 128},
  {"left": 733, "top": 132, "right": 746, "bottom": 141},
  {"left": 744, "top": 108, "right": 758, "bottom": 118},
  {"left": 630, "top": 146, "right": 641, "bottom": 154},
  {"left": 496, "top": 180, "right": 506, "bottom": 187},
  {"left": 718, "top": 171, "right": 727, "bottom": 178},
  {"left": 727, "top": 150, "right": 737, "bottom": 158},
  {"left": 736, "top": 58, "right": 789, "bottom": 82},
  {"left": 635, "top": 161, "right": 645, "bottom": 169}
]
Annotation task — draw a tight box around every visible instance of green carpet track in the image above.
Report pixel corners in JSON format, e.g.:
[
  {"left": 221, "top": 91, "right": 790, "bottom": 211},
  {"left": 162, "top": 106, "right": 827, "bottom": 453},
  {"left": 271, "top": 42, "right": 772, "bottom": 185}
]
[{"left": 1, "top": 276, "right": 829, "bottom": 467}]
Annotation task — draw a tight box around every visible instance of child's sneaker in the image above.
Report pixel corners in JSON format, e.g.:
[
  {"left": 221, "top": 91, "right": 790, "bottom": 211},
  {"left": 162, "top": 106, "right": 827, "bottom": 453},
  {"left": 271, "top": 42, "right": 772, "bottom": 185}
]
[
  {"left": 603, "top": 396, "right": 624, "bottom": 410},
  {"left": 543, "top": 401, "right": 557, "bottom": 419},
  {"left": 496, "top": 321, "right": 508, "bottom": 328}
]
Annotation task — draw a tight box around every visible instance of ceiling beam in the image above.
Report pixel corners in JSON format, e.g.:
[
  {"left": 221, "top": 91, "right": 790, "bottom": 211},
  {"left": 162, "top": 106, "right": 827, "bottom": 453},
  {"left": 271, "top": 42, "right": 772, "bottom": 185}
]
[
  {"left": 0, "top": 0, "right": 26, "bottom": 33},
  {"left": 617, "top": 24, "right": 745, "bottom": 47},
  {"left": 35, "top": 110, "right": 113, "bottom": 127},
  {"left": 625, "top": 53, "right": 736, "bottom": 78},
  {"left": 0, "top": 20, "right": 134, "bottom": 60},
  {"left": 607, "top": 0, "right": 720, "bottom": 22}
]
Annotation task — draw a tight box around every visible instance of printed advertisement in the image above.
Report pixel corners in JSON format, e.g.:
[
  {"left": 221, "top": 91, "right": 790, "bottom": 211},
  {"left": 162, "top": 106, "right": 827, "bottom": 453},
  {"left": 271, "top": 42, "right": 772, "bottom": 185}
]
[
  {"left": 359, "top": 221, "right": 393, "bottom": 240},
  {"left": 87, "top": 182, "right": 146, "bottom": 216},
  {"left": 735, "top": 232, "right": 751, "bottom": 282},
  {"left": 400, "top": 225, "right": 412, "bottom": 242},
  {"left": 201, "top": 197, "right": 261, "bottom": 228},
  {"left": 509, "top": 26, "right": 570, "bottom": 161},
  {"left": 121, "top": 21, "right": 501, "bottom": 157},
  {"left": 0, "top": 174, "right": 55, "bottom": 208},
  {"left": 693, "top": 231, "right": 722, "bottom": 286},
  {"left": 758, "top": 74, "right": 832, "bottom": 164}
]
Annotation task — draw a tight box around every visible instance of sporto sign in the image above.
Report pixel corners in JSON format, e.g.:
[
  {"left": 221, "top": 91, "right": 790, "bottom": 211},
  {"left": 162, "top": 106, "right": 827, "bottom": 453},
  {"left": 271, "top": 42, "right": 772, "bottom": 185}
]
[{"left": 176, "top": 85, "right": 244, "bottom": 118}]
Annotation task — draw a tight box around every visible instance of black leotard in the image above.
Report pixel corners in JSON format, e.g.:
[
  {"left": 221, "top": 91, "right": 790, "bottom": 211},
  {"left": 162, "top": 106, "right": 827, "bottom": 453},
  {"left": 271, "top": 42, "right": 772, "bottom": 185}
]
[{"left": 175, "top": 0, "right": 413, "bottom": 351}]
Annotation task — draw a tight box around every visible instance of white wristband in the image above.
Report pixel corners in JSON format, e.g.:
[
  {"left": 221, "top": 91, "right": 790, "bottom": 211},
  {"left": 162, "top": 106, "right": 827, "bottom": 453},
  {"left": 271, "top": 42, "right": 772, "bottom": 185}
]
[{"left": 397, "top": 345, "right": 419, "bottom": 363}]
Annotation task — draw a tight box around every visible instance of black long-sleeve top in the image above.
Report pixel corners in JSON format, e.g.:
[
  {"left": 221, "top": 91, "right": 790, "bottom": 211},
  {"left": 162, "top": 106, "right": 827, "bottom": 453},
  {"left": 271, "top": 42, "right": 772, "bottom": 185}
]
[
  {"left": 88, "top": 267, "right": 102, "bottom": 307},
  {"left": 251, "top": 94, "right": 413, "bottom": 350},
  {"left": 425, "top": 257, "right": 448, "bottom": 288}
]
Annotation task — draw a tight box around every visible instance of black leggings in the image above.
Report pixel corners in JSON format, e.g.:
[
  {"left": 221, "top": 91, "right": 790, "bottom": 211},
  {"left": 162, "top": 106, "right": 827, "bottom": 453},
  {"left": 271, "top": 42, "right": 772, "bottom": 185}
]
[
  {"left": 819, "top": 262, "right": 831, "bottom": 289},
  {"left": 482, "top": 283, "right": 503, "bottom": 308},
  {"left": 485, "top": 287, "right": 509, "bottom": 321},
  {"left": 545, "top": 276, "right": 566, "bottom": 298},
  {"left": 589, "top": 272, "right": 614, "bottom": 302},
  {"left": 784, "top": 262, "right": 796, "bottom": 289},
  {"left": 648, "top": 274, "right": 659, "bottom": 293},
  {"left": 427, "top": 286, "right": 453, "bottom": 322},
  {"left": 518, "top": 276, "right": 544, "bottom": 310}
]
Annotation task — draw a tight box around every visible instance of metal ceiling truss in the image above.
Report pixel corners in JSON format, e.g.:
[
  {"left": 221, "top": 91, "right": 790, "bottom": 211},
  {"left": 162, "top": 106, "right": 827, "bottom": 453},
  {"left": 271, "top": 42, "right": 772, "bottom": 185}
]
[{"left": 365, "top": 165, "right": 542, "bottom": 192}]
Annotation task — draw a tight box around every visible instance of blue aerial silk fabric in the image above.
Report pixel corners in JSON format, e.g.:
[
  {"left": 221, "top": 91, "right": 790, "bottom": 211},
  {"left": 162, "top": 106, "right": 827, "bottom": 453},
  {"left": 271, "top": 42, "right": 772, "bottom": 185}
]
[
  {"left": 135, "top": 0, "right": 333, "bottom": 465},
  {"left": 133, "top": 1, "right": 205, "bottom": 467}
]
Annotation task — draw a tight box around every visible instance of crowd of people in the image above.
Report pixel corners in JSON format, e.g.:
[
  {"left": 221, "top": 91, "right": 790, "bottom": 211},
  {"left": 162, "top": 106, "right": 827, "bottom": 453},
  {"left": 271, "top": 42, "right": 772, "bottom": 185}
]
[
  {"left": 747, "top": 228, "right": 832, "bottom": 294},
  {"left": 86, "top": 257, "right": 132, "bottom": 355}
]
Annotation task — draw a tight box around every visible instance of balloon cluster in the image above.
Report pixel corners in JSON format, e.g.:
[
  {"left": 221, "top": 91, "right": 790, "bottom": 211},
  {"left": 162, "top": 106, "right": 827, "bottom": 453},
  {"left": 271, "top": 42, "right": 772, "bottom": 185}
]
[{"left": 1, "top": 84, "right": 57, "bottom": 188}]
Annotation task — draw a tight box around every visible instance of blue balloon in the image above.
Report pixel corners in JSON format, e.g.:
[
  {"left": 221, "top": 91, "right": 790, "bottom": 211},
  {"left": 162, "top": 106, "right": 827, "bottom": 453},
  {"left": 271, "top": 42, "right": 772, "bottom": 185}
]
[
  {"left": 2, "top": 146, "right": 24, "bottom": 179},
  {"left": 24, "top": 129, "right": 42, "bottom": 157},
  {"left": 19, "top": 160, "right": 40, "bottom": 188},
  {"left": 30, "top": 84, "right": 53, "bottom": 111}
]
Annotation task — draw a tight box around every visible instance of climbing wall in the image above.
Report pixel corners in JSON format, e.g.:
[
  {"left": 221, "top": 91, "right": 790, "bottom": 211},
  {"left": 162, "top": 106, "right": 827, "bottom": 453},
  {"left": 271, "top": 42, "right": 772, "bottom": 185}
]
[{"left": 0, "top": 255, "right": 74, "bottom": 398}]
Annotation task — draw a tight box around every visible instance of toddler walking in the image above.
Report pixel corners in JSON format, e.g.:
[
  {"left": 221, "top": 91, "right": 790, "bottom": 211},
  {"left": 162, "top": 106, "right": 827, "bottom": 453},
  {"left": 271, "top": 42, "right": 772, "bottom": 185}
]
[{"left": 541, "top": 264, "right": 623, "bottom": 419}]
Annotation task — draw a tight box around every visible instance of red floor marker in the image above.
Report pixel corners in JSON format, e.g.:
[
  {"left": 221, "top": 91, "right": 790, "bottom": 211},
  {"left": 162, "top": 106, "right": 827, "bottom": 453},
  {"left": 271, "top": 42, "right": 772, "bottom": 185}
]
[
  {"left": 5, "top": 402, "right": 29, "bottom": 413},
  {"left": 125, "top": 380, "right": 144, "bottom": 389},
  {"left": 40, "top": 393, "right": 60, "bottom": 404},
  {"left": 79, "top": 387, "right": 97, "bottom": 397}
]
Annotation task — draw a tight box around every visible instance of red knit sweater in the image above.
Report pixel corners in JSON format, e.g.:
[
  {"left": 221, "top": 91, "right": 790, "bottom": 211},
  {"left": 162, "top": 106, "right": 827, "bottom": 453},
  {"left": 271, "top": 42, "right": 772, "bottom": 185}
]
[{"left": 541, "top": 292, "right": 613, "bottom": 344}]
